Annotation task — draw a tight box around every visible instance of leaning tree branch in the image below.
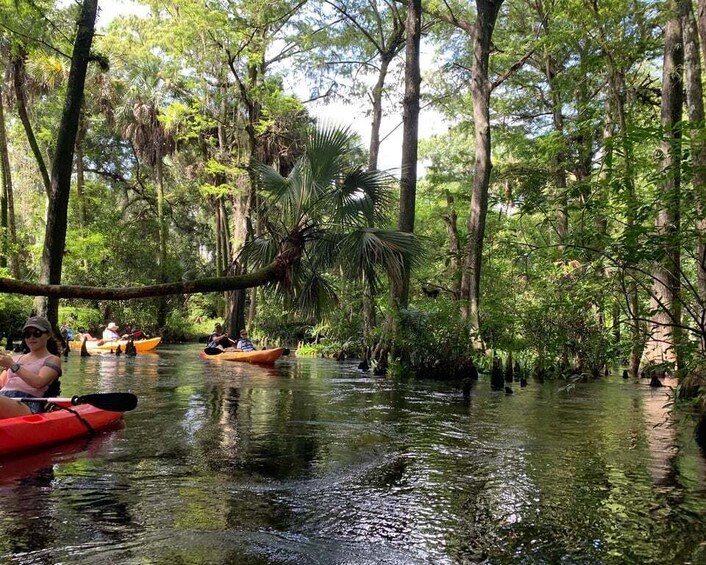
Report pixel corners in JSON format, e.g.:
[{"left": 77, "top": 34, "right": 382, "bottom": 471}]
[
  {"left": 0, "top": 263, "right": 280, "bottom": 300},
  {"left": 0, "top": 229, "right": 306, "bottom": 300}
]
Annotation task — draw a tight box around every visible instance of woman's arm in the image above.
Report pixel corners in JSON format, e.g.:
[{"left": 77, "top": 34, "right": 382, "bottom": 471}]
[{"left": 0, "top": 353, "right": 60, "bottom": 389}]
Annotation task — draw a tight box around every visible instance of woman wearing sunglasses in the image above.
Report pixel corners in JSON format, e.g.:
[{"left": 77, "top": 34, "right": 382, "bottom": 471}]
[{"left": 0, "top": 316, "right": 62, "bottom": 419}]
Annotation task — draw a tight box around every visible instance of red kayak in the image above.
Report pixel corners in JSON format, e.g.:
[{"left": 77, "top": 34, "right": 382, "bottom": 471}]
[
  {"left": 200, "top": 347, "right": 285, "bottom": 365},
  {"left": 0, "top": 401, "right": 125, "bottom": 457}
]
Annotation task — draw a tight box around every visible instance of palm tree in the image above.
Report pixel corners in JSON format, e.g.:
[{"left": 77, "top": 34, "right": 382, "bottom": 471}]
[{"left": 249, "top": 125, "right": 421, "bottom": 319}]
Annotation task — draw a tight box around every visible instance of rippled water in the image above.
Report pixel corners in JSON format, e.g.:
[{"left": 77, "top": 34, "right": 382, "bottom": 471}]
[{"left": 1, "top": 344, "right": 705, "bottom": 564}]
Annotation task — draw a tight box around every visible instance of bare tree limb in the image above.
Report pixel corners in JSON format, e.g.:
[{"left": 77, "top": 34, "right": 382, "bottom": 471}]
[{"left": 0, "top": 263, "right": 280, "bottom": 300}]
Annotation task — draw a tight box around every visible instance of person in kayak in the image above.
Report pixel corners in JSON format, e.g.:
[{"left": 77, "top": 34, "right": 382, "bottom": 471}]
[
  {"left": 204, "top": 323, "right": 237, "bottom": 354},
  {"left": 102, "top": 322, "right": 128, "bottom": 341},
  {"left": 236, "top": 329, "right": 256, "bottom": 352},
  {"left": 0, "top": 316, "right": 62, "bottom": 419}
]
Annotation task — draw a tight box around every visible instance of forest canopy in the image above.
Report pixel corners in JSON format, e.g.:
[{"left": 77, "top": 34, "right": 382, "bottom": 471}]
[{"left": 0, "top": 0, "right": 704, "bottom": 385}]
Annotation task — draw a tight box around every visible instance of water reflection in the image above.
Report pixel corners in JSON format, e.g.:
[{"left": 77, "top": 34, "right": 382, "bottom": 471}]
[
  {"left": 1, "top": 348, "right": 706, "bottom": 564},
  {"left": 0, "top": 429, "right": 126, "bottom": 558}
]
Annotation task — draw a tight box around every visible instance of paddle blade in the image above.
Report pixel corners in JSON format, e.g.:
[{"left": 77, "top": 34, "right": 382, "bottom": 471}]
[{"left": 72, "top": 393, "right": 138, "bottom": 412}]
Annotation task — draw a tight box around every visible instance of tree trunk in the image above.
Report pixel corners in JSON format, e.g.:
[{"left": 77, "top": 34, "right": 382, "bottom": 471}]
[
  {"left": 37, "top": 0, "right": 98, "bottom": 326},
  {"left": 12, "top": 55, "right": 51, "bottom": 198},
  {"left": 606, "top": 68, "right": 643, "bottom": 376},
  {"left": 540, "top": 39, "right": 568, "bottom": 245},
  {"left": 368, "top": 55, "right": 393, "bottom": 172},
  {"left": 394, "top": 0, "right": 422, "bottom": 309},
  {"left": 0, "top": 262, "right": 283, "bottom": 299},
  {"left": 593, "top": 0, "right": 646, "bottom": 376},
  {"left": 226, "top": 58, "right": 262, "bottom": 335},
  {"left": 364, "top": 52, "right": 399, "bottom": 335},
  {"left": 694, "top": 0, "right": 706, "bottom": 352},
  {"left": 75, "top": 111, "right": 88, "bottom": 227},
  {"left": 156, "top": 158, "right": 169, "bottom": 328},
  {"left": 444, "top": 192, "right": 461, "bottom": 299},
  {"left": 0, "top": 80, "right": 19, "bottom": 277},
  {"left": 460, "top": 0, "right": 504, "bottom": 335},
  {"left": 645, "top": 3, "right": 683, "bottom": 370}
]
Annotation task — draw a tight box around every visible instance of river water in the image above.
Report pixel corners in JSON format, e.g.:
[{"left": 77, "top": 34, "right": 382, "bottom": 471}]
[{"left": 1, "top": 344, "right": 705, "bottom": 564}]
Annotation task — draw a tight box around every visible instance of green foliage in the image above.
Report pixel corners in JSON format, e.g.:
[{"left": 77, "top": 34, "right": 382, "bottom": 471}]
[
  {"left": 57, "top": 306, "right": 102, "bottom": 334},
  {"left": 387, "top": 300, "right": 475, "bottom": 380},
  {"left": 0, "top": 0, "right": 703, "bottom": 388},
  {"left": 165, "top": 308, "right": 194, "bottom": 342},
  {"left": 0, "top": 287, "right": 33, "bottom": 338}
]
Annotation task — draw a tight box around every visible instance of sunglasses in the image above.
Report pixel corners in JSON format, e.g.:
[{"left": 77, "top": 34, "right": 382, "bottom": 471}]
[{"left": 23, "top": 329, "right": 47, "bottom": 339}]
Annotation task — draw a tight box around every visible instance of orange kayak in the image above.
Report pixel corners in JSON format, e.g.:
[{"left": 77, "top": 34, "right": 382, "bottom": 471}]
[
  {"left": 68, "top": 337, "right": 161, "bottom": 352},
  {"left": 200, "top": 347, "right": 285, "bottom": 365},
  {"left": 0, "top": 401, "right": 124, "bottom": 457}
]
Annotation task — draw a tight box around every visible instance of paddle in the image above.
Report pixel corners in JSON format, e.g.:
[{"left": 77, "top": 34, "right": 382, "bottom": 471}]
[{"left": 21, "top": 392, "right": 138, "bottom": 412}]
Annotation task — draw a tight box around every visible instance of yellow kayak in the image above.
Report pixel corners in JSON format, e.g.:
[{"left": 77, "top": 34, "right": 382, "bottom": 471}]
[
  {"left": 200, "top": 347, "right": 285, "bottom": 365},
  {"left": 68, "top": 337, "right": 161, "bottom": 352}
]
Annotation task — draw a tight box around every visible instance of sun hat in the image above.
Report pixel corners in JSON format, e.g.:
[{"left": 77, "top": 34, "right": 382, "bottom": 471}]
[
  {"left": 23, "top": 316, "right": 52, "bottom": 333},
  {"left": 107, "top": 322, "right": 119, "bottom": 330}
]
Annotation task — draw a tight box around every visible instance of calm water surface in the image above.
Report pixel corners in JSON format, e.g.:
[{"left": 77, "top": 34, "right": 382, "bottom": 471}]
[{"left": 1, "top": 344, "right": 705, "bottom": 564}]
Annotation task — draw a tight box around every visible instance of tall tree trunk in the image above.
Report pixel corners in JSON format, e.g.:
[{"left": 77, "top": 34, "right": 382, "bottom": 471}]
[
  {"left": 617, "top": 84, "right": 644, "bottom": 377},
  {"left": 37, "top": 0, "right": 98, "bottom": 327},
  {"left": 0, "top": 93, "right": 6, "bottom": 271},
  {"left": 608, "top": 68, "right": 643, "bottom": 376},
  {"left": 156, "top": 159, "right": 168, "bottom": 328},
  {"left": 460, "top": 0, "right": 504, "bottom": 336},
  {"left": 395, "top": 0, "right": 422, "bottom": 309},
  {"left": 213, "top": 93, "right": 231, "bottom": 320},
  {"left": 540, "top": 40, "right": 568, "bottom": 245},
  {"left": 0, "top": 80, "right": 19, "bottom": 277},
  {"left": 368, "top": 55, "right": 393, "bottom": 171},
  {"left": 444, "top": 192, "right": 462, "bottom": 299},
  {"left": 591, "top": 0, "right": 645, "bottom": 376},
  {"left": 694, "top": 0, "right": 706, "bottom": 352},
  {"left": 645, "top": 3, "right": 683, "bottom": 370},
  {"left": 226, "top": 57, "right": 262, "bottom": 335},
  {"left": 75, "top": 111, "right": 88, "bottom": 227},
  {"left": 364, "top": 53, "right": 398, "bottom": 336},
  {"left": 12, "top": 55, "right": 51, "bottom": 198},
  {"left": 215, "top": 197, "right": 225, "bottom": 277}
]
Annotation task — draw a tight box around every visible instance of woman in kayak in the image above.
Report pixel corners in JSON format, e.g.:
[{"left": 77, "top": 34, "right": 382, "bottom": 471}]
[
  {"left": 0, "top": 316, "right": 62, "bottom": 419},
  {"left": 236, "top": 329, "right": 256, "bottom": 352}
]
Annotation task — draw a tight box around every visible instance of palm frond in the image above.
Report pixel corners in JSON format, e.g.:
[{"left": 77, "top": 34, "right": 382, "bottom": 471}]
[
  {"left": 337, "top": 228, "right": 423, "bottom": 291},
  {"left": 294, "top": 270, "right": 339, "bottom": 319},
  {"left": 240, "top": 236, "right": 279, "bottom": 270},
  {"left": 307, "top": 125, "right": 352, "bottom": 184},
  {"left": 331, "top": 167, "right": 391, "bottom": 227},
  {"left": 304, "top": 234, "right": 341, "bottom": 272},
  {"left": 266, "top": 262, "right": 338, "bottom": 319}
]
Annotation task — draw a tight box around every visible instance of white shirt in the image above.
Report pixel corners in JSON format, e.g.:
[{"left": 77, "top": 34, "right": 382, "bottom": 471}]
[{"left": 102, "top": 329, "right": 120, "bottom": 340}]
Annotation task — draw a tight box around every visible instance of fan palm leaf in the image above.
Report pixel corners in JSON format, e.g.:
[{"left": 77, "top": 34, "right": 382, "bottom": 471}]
[{"left": 254, "top": 124, "right": 421, "bottom": 313}]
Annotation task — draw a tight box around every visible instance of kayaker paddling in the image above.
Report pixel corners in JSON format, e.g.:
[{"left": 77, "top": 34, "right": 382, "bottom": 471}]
[
  {"left": 0, "top": 316, "right": 62, "bottom": 419},
  {"left": 203, "top": 323, "right": 237, "bottom": 355},
  {"left": 101, "top": 321, "right": 129, "bottom": 342}
]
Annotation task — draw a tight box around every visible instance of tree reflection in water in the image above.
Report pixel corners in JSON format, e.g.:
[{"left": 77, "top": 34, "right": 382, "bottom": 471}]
[{"left": 1, "top": 348, "right": 706, "bottom": 564}]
